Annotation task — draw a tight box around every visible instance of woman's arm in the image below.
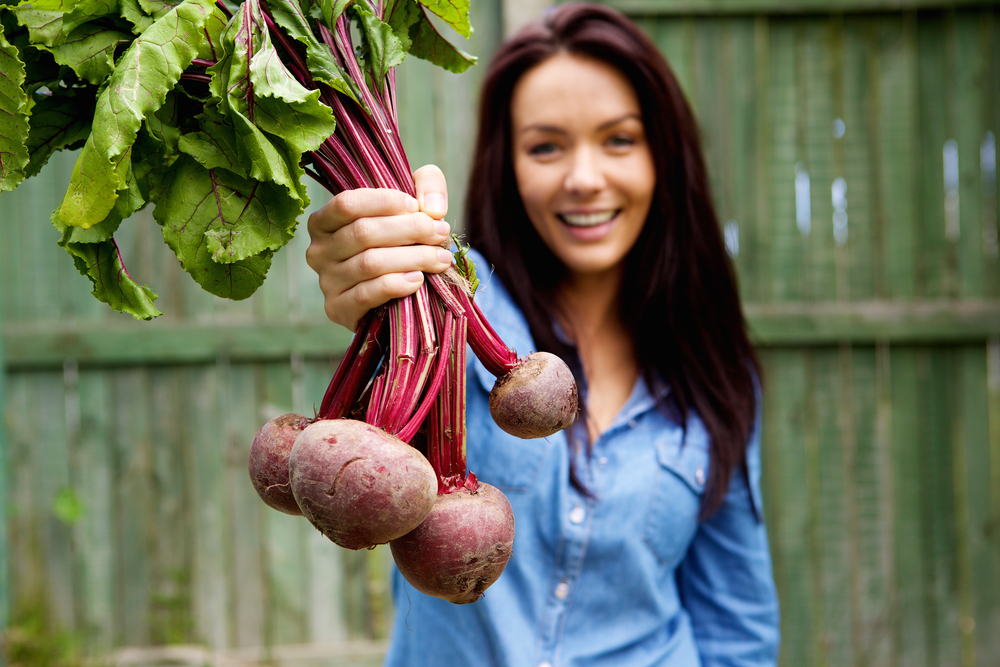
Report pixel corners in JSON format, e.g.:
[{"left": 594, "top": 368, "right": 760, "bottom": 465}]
[
  {"left": 676, "top": 423, "right": 781, "bottom": 667},
  {"left": 305, "top": 165, "right": 453, "bottom": 331}
]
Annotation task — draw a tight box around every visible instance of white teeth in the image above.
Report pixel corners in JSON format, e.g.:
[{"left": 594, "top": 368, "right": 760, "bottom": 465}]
[{"left": 559, "top": 210, "right": 618, "bottom": 227}]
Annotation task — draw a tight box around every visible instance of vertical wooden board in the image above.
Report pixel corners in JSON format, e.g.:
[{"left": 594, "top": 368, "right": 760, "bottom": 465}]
[
  {"left": 223, "top": 362, "right": 267, "bottom": 647},
  {"left": 954, "top": 11, "right": 988, "bottom": 299},
  {"left": 813, "top": 348, "right": 850, "bottom": 667},
  {"left": 840, "top": 16, "right": 877, "bottom": 301},
  {"left": 28, "top": 370, "right": 77, "bottom": 632},
  {"left": 879, "top": 13, "right": 920, "bottom": 300},
  {"left": 957, "top": 346, "right": 1000, "bottom": 667},
  {"left": 289, "top": 182, "right": 331, "bottom": 321},
  {"left": 849, "top": 346, "right": 894, "bottom": 664},
  {"left": 748, "top": 16, "right": 773, "bottom": 304},
  {"left": 253, "top": 236, "right": 293, "bottom": 322},
  {"left": 947, "top": 347, "right": 976, "bottom": 667},
  {"left": 889, "top": 347, "right": 930, "bottom": 666},
  {"left": 185, "top": 364, "right": 228, "bottom": 650},
  {"left": 692, "top": 17, "right": 728, "bottom": 225},
  {"left": 72, "top": 368, "right": 116, "bottom": 653},
  {"left": 917, "top": 12, "right": 954, "bottom": 298},
  {"left": 921, "top": 348, "right": 962, "bottom": 666},
  {"left": 3, "top": 373, "right": 46, "bottom": 619},
  {"left": 148, "top": 367, "right": 194, "bottom": 645},
  {"left": 726, "top": 18, "right": 760, "bottom": 289},
  {"left": 767, "top": 18, "right": 804, "bottom": 302},
  {"left": 111, "top": 368, "right": 154, "bottom": 646},
  {"left": 5, "top": 150, "right": 78, "bottom": 323},
  {"left": 396, "top": 57, "right": 442, "bottom": 188},
  {"left": 987, "top": 12, "right": 1000, "bottom": 298},
  {"left": 801, "top": 17, "right": 837, "bottom": 302},
  {"left": 301, "top": 357, "right": 350, "bottom": 643},
  {"left": 759, "top": 349, "right": 814, "bottom": 667},
  {"left": 874, "top": 344, "right": 900, "bottom": 666},
  {"left": 258, "top": 361, "right": 310, "bottom": 646},
  {"left": 989, "top": 340, "right": 1000, "bottom": 653},
  {"left": 653, "top": 18, "right": 698, "bottom": 114}
]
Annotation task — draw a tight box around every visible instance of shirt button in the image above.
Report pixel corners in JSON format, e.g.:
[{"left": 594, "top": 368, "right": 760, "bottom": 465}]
[
  {"left": 539, "top": 662, "right": 553, "bottom": 667},
  {"left": 598, "top": 456, "right": 609, "bottom": 466},
  {"left": 554, "top": 581, "right": 569, "bottom": 600},
  {"left": 628, "top": 419, "right": 637, "bottom": 428},
  {"left": 569, "top": 505, "right": 586, "bottom": 524},
  {"left": 695, "top": 467, "right": 705, "bottom": 485}
]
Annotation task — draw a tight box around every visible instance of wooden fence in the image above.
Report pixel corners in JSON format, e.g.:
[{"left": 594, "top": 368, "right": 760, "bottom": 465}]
[{"left": 2, "top": 0, "right": 1000, "bottom": 666}]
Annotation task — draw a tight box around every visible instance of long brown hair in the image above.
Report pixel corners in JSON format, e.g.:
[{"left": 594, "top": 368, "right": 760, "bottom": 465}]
[{"left": 464, "top": 2, "right": 761, "bottom": 518}]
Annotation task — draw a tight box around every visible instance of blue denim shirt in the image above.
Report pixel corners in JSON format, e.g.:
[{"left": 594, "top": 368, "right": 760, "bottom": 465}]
[{"left": 384, "top": 251, "right": 780, "bottom": 667}]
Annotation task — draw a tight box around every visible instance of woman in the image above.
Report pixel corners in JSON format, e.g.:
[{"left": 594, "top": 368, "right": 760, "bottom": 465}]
[{"left": 306, "top": 4, "right": 780, "bottom": 665}]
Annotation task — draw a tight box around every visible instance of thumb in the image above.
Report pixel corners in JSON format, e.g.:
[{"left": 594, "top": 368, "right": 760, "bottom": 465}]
[{"left": 413, "top": 164, "right": 449, "bottom": 219}]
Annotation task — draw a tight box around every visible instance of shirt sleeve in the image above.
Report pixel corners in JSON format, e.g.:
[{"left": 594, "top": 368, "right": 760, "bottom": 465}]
[{"left": 675, "top": 417, "right": 781, "bottom": 667}]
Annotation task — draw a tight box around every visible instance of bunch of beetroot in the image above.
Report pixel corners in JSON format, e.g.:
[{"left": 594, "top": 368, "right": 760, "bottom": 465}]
[
  {"left": 250, "top": 265, "right": 579, "bottom": 603},
  {"left": 243, "top": 0, "right": 579, "bottom": 604}
]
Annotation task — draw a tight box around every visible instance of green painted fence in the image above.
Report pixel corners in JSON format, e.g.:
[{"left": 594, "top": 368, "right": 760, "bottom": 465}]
[{"left": 2, "top": 0, "right": 999, "bottom": 665}]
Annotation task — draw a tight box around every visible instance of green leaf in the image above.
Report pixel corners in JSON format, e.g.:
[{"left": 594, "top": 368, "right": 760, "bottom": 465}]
[
  {"left": 56, "top": 0, "right": 224, "bottom": 230},
  {"left": 0, "top": 25, "right": 30, "bottom": 191},
  {"left": 154, "top": 155, "right": 287, "bottom": 300},
  {"left": 208, "top": 0, "right": 315, "bottom": 200},
  {"left": 119, "top": 0, "right": 154, "bottom": 32},
  {"left": 264, "top": 0, "right": 358, "bottom": 101},
  {"left": 13, "top": 0, "right": 121, "bottom": 47},
  {"left": 52, "top": 487, "right": 85, "bottom": 525},
  {"left": 406, "top": 2, "right": 474, "bottom": 74},
  {"left": 54, "top": 172, "right": 161, "bottom": 320},
  {"left": 418, "top": 0, "right": 471, "bottom": 39},
  {"left": 353, "top": 3, "right": 405, "bottom": 81},
  {"left": 25, "top": 87, "right": 94, "bottom": 177},
  {"left": 33, "top": 22, "right": 131, "bottom": 84},
  {"left": 315, "top": 0, "right": 351, "bottom": 27},
  {"left": 178, "top": 113, "right": 248, "bottom": 177},
  {"left": 62, "top": 236, "right": 161, "bottom": 318}
]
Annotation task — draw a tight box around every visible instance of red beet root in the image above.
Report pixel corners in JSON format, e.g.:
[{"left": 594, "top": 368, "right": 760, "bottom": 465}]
[
  {"left": 290, "top": 419, "right": 437, "bottom": 550},
  {"left": 489, "top": 352, "right": 579, "bottom": 439},
  {"left": 248, "top": 413, "right": 313, "bottom": 516},
  {"left": 390, "top": 482, "right": 515, "bottom": 604}
]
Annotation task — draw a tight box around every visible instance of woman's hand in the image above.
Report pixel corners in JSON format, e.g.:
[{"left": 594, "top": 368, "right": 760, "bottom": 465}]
[{"left": 306, "top": 165, "right": 453, "bottom": 331}]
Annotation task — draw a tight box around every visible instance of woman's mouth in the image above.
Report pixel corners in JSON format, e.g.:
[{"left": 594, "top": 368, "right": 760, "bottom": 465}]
[{"left": 558, "top": 209, "right": 620, "bottom": 227}]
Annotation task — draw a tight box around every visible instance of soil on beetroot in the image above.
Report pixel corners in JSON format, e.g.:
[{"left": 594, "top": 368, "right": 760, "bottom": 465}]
[
  {"left": 290, "top": 419, "right": 437, "bottom": 550},
  {"left": 248, "top": 413, "right": 314, "bottom": 516}
]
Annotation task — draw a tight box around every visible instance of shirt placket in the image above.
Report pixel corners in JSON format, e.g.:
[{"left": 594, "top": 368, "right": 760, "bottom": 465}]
[{"left": 535, "top": 484, "right": 592, "bottom": 667}]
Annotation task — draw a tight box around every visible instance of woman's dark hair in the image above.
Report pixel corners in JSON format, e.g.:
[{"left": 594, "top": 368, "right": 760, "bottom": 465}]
[{"left": 464, "top": 2, "right": 761, "bottom": 518}]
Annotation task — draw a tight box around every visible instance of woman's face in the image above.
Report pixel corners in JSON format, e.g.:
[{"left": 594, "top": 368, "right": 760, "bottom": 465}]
[{"left": 510, "top": 53, "right": 655, "bottom": 282}]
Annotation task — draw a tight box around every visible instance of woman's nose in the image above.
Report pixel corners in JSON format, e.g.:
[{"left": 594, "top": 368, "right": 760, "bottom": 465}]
[{"left": 564, "top": 146, "right": 605, "bottom": 195}]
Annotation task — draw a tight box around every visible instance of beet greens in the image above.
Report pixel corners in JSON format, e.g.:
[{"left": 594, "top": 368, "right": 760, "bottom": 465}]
[{"left": 4, "top": 0, "right": 580, "bottom": 603}]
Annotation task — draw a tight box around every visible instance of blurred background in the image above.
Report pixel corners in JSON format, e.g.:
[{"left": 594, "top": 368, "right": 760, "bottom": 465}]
[{"left": 2, "top": 0, "right": 1000, "bottom": 665}]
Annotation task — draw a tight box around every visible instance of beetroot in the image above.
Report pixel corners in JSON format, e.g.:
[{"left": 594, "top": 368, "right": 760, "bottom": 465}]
[
  {"left": 489, "top": 352, "right": 579, "bottom": 439},
  {"left": 290, "top": 419, "right": 437, "bottom": 550},
  {"left": 248, "top": 413, "right": 313, "bottom": 516},
  {"left": 390, "top": 482, "right": 515, "bottom": 604}
]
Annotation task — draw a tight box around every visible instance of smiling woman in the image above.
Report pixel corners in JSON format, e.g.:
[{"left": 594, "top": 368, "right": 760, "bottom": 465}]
[
  {"left": 306, "top": 3, "right": 780, "bottom": 666},
  {"left": 511, "top": 53, "right": 655, "bottom": 282}
]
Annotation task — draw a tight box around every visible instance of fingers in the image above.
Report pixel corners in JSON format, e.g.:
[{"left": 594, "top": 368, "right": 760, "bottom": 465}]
[
  {"left": 308, "top": 188, "right": 417, "bottom": 238},
  {"left": 413, "top": 164, "right": 448, "bottom": 220}
]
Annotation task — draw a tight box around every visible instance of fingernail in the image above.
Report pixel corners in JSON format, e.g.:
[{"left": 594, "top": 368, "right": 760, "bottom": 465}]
[
  {"left": 424, "top": 192, "right": 445, "bottom": 213},
  {"left": 434, "top": 219, "right": 450, "bottom": 236},
  {"left": 437, "top": 248, "right": 453, "bottom": 264},
  {"left": 405, "top": 196, "right": 419, "bottom": 213},
  {"left": 403, "top": 271, "right": 423, "bottom": 283}
]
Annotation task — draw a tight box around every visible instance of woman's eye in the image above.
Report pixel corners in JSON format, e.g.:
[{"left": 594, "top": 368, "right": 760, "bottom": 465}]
[
  {"left": 607, "top": 134, "right": 636, "bottom": 148},
  {"left": 528, "top": 142, "right": 559, "bottom": 157}
]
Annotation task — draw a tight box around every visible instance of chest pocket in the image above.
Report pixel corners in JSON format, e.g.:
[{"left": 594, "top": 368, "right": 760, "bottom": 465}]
[
  {"left": 643, "top": 429, "right": 709, "bottom": 567},
  {"left": 465, "top": 362, "right": 555, "bottom": 492}
]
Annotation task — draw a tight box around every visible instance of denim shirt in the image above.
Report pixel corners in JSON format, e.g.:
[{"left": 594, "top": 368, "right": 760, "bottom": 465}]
[{"left": 384, "top": 251, "right": 780, "bottom": 667}]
